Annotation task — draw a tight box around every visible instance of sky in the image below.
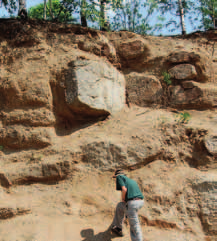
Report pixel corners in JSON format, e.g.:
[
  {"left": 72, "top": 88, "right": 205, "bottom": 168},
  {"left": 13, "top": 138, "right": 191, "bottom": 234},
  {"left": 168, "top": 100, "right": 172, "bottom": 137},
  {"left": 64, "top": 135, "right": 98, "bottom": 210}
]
[
  {"left": 0, "top": 0, "right": 44, "bottom": 16},
  {"left": 0, "top": 0, "right": 203, "bottom": 36}
]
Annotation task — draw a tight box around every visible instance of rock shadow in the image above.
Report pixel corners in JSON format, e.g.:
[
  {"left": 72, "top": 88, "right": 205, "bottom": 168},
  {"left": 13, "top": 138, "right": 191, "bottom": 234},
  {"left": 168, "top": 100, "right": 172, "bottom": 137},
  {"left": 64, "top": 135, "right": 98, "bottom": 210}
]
[{"left": 81, "top": 228, "right": 118, "bottom": 241}]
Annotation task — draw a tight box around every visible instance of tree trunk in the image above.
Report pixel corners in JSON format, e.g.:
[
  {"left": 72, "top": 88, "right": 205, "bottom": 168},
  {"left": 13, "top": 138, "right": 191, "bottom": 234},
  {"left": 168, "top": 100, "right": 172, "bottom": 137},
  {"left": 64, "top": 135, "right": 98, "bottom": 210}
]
[
  {"left": 80, "top": 0, "right": 87, "bottom": 27},
  {"left": 100, "top": 0, "right": 110, "bottom": 31},
  {"left": 49, "top": 0, "right": 54, "bottom": 19},
  {"left": 212, "top": 1, "right": 215, "bottom": 25},
  {"left": 178, "top": 0, "right": 186, "bottom": 35},
  {"left": 44, "top": 0, "right": 47, "bottom": 20},
  {"left": 123, "top": 8, "right": 127, "bottom": 30},
  {"left": 100, "top": 0, "right": 105, "bottom": 30},
  {"left": 18, "top": 0, "right": 27, "bottom": 19}
]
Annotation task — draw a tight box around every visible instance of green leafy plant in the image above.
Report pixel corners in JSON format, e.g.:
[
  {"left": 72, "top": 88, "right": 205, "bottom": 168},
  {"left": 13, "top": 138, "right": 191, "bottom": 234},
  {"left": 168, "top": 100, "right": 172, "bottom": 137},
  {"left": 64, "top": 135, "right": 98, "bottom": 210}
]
[
  {"left": 29, "top": 0, "right": 76, "bottom": 23},
  {"left": 162, "top": 71, "right": 172, "bottom": 85},
  {"left": 0, "top": 145, "right": 3, "bottom": 151},
  {"left": 176, "top": 111, "right": 191, "bottom": 124},
  {"left": 197, "top": 0, "right": 217, "bottom": 30}
]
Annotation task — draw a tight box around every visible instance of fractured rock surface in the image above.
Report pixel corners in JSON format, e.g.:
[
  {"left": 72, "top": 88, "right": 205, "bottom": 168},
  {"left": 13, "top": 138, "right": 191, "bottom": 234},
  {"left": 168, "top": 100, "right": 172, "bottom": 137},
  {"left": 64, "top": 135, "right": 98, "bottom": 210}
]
[
  {"left": 168, "top": 64, "right": 197, "bottom": 80},
  {"left": 64, "top": 58, "right": 125, "bottom": 116},
  {"left": 126, "top": 73, "right": 163, "bottom": 106}
]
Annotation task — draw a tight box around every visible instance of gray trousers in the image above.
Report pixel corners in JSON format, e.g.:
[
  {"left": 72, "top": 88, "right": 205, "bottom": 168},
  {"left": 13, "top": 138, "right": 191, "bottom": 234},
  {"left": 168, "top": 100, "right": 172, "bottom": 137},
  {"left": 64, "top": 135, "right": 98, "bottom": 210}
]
[{"left": 112, "top": 200, "right": 144, "bottom": 241}]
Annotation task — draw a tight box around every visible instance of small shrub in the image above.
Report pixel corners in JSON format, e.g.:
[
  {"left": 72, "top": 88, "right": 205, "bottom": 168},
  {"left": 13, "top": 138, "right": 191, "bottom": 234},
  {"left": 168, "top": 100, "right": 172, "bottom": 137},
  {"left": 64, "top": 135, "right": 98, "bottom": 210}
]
[
  {"left": 0, "top": 145, "right": 3, "bottom": 151},
  {"left": 162, "top": 71, "right": 172, "bottom": 85},
  {"left": 176, "top": 112, "right": 191, "bottom": 124}
]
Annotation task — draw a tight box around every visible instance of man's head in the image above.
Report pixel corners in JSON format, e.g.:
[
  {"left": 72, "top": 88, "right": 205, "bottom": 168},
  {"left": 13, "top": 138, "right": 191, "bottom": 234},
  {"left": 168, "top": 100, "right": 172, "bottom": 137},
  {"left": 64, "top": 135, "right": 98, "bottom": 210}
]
[{"left": 112, "top": 169, "right": 125, "bottom": 178}]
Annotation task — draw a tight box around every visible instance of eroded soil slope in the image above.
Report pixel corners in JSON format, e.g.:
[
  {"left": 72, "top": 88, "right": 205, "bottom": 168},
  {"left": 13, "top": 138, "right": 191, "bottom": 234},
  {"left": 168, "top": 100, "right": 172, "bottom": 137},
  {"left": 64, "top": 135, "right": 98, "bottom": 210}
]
[{"left": 0, "top": 19, "right": 217, "bottom": 241}]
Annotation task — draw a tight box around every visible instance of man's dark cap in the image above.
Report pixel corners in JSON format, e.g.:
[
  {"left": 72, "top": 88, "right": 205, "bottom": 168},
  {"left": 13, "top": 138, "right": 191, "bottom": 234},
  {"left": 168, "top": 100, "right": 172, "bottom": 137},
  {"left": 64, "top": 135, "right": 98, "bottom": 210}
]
[{"left": 113, "top": 169, "right": 125, "bottom": 178}]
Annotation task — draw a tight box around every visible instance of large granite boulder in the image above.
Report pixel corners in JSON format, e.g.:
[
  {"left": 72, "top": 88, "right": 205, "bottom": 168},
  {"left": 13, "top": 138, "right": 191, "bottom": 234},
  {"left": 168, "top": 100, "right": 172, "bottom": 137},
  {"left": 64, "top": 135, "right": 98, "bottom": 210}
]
[
  {"left": 126, "top": 73, "right": 163, "bottom": 106},
  {"left": 64, "top": 58, "right": 126, "bottom": 117}
]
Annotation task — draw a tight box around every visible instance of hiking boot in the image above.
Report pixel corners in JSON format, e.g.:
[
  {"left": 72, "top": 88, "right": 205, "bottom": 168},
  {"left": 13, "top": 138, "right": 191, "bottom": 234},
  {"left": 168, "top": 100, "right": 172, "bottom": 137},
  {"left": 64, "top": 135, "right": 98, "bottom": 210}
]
[{"left": 111, "top": 226, "right": 123, "bottom": 237}]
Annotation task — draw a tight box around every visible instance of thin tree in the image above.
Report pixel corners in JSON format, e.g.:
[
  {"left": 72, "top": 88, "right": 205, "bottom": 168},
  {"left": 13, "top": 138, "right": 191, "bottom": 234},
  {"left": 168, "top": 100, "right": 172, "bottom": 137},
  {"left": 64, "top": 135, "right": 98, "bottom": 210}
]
[
  {"left": 80, "top": 0, "right": 88, "bottom": 27},
  {"left": 100, "top": 0, "right": 107, "bottom": 30},
  {"left": 158, "top": 0, "right": 194, "bottom": 35},
  {"left": 48, "top": 0, "right": 54, "bottom": 19},
  {"left": 44, "top": 0, "right": 47, "bottom": 20},
  {"left": 178, "top": 0, "right": 186, "bottom": 34},
  {"left": 18, "top": 0, "right": 27, "bottom": 19}
]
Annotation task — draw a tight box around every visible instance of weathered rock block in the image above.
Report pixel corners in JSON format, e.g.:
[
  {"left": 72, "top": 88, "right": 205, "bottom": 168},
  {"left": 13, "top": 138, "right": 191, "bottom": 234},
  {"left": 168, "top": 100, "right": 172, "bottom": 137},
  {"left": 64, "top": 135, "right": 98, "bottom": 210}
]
[
  {"left": 126, "top": 73, "right": 163, "bottom": 106},
  {"left": 78, "top": 34, "right": 117, "bottom": 62},
  {"left": 0, "top": 69, "right": 52, "bottom": 109},
  {"left": 64, "top": 58, "right": 125, "bottom": 116},
  {"left": 1, "top": 160, "right": 72, "bottom": 186},
  {"left": 169, "top": 81, "right": 217, "bottom": 109},
  {"left": 0, "top": 126, "right": 53, "bottom": 149},
  {"left": 81, "top": 138, "right": 162, "bottom": 169},
  {"left": 166, "top": 51, "right": 211, "bottom": 82},
  {"left": 168, "top": 64, "right": 197, "bottom": 80},
  {"left": 117, "top": 38, "right": 149, "bottom": 61},
  {"left": 167, "top": 51, "right": 201, "bottom": 64},
  {"left": 1, "top": 108, "right": 56, "bottom": 126},
  {"left": 169, "top": 85, "right": 202, "bottom": 107}
]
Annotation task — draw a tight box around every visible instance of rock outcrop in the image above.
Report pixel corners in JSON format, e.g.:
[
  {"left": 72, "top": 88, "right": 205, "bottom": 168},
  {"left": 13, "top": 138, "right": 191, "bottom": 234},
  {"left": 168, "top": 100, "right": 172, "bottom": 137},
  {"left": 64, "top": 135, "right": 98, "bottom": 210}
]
[
  {"left": 164, "top": 51, "right": 215, "bottom": 109},
  {"left": 0, "top": 20, "right": 217, "bottom": 241}
]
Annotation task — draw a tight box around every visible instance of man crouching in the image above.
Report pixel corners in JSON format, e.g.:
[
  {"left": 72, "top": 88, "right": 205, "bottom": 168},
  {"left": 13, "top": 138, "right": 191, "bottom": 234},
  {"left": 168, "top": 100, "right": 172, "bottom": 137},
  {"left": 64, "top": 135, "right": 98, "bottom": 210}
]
[{"left": 111, "top": 169, "right": 144, "bottom": 241}]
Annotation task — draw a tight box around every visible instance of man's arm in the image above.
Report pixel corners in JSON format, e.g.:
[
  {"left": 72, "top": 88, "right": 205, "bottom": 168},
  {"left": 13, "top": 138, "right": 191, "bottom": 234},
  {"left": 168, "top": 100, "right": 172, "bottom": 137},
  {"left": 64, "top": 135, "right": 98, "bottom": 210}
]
[{"left": 121, "top": 186, "right": 127, "bottom": 202}]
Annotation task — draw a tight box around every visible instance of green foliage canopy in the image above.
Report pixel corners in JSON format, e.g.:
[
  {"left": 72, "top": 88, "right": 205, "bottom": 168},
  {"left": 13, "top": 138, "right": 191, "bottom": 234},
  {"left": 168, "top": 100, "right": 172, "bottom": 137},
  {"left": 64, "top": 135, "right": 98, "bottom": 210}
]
[
  {"left": 29, "top": 0, "right": 75, "bottom": 22},
  {"left": 198, "top": 0, "right": 217, "bottom": 30}
]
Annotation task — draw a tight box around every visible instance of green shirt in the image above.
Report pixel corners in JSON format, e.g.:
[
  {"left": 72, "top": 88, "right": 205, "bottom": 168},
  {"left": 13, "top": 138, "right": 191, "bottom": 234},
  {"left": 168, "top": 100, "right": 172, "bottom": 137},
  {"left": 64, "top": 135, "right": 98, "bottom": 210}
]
[{"left": 116, "top": 175, "right": 144, "bottom": 202}]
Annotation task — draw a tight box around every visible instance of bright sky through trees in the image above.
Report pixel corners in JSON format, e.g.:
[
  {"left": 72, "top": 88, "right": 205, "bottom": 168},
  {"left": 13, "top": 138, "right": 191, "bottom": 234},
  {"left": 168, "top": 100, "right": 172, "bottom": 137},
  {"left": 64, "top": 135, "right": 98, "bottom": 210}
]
[
  {"left": 0, "top": 0, "right": 204, "bottom": 36},
  {"left": 0, "top": 0, "right": 44, "bottom": 17}
]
